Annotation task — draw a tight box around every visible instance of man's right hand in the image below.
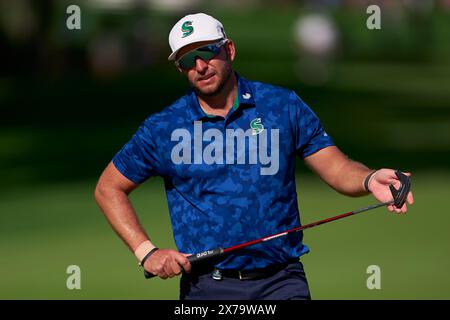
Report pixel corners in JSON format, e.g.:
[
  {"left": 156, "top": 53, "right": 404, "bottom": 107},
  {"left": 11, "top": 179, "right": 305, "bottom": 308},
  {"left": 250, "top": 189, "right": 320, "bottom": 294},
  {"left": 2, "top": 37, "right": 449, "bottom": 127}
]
[{"left": 143, "top": 249, "right": 192, "bottom": 279}]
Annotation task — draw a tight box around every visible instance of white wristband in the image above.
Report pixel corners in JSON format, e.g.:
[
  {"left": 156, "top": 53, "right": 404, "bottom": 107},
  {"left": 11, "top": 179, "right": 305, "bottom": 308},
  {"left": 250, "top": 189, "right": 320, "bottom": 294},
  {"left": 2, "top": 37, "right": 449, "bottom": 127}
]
[{"left": 134, "top": 240, "right": 156, "bottom": 262}]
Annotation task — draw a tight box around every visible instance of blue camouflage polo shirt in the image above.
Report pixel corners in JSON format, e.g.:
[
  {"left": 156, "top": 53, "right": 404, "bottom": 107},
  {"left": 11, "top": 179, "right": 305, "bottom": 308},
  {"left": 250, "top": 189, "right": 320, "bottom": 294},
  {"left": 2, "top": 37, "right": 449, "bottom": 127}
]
[{"left": 112, "top": 73, "right": 334, "bottom": 270}]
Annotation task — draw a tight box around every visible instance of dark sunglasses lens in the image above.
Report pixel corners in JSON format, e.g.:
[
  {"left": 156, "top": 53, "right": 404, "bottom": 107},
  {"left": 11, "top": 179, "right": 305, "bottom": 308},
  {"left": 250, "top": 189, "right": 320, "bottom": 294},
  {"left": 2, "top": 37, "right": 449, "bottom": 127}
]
[
  {"left": 178, "top": 45, "right": 221, "bottom": 69},
  {"left": 178, "top": 52, "right": 196, "bottom": 69}
]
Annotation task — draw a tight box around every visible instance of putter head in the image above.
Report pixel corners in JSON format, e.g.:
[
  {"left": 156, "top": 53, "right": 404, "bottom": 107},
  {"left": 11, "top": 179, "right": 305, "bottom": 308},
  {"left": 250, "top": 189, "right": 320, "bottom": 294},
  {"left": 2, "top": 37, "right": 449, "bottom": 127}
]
[{"left": 389, "top": 171, "right": 411, "bottom": 208}]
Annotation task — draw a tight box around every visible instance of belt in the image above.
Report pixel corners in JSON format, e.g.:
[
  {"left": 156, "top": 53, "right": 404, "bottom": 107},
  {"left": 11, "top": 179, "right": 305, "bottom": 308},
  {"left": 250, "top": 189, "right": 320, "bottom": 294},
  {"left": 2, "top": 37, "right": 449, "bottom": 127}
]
[{"left": 187, "top": 258, "right": 299, "bottom": 281}]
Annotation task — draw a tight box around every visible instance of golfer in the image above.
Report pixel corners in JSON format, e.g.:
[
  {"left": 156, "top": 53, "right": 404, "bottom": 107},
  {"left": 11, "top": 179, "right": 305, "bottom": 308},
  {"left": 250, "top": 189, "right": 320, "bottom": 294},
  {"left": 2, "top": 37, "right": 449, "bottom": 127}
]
[{"left": 94, "top": 13, "right": 414, "bottom": 300}]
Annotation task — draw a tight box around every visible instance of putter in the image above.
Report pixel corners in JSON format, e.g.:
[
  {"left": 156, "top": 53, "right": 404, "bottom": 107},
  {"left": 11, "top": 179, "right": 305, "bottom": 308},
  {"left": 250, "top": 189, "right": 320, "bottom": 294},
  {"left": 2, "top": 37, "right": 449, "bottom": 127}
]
[{"left": 144, "top": 170, "right": 411, "bottom": 279}]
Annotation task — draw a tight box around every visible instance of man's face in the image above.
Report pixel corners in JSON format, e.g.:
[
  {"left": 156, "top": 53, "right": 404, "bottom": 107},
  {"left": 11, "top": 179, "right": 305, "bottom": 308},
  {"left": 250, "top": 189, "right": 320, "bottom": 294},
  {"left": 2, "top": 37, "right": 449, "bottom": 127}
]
[{"left": 176, "top": 40, "right": 236, "bottom": 97}]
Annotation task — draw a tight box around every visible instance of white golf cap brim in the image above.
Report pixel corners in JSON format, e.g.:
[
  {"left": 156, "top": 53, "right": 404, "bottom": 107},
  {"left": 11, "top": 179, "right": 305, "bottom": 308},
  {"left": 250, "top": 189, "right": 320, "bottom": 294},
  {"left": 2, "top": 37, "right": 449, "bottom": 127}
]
[{"left": 168, "top": 13, "right": 227, "bottom": 61}]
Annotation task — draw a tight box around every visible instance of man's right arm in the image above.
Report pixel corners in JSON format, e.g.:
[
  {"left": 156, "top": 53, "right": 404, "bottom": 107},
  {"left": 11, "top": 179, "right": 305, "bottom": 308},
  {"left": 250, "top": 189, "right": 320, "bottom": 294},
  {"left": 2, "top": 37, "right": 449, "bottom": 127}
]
[{"left": 94, "top": 161, "right": 191, "bottom": 279}]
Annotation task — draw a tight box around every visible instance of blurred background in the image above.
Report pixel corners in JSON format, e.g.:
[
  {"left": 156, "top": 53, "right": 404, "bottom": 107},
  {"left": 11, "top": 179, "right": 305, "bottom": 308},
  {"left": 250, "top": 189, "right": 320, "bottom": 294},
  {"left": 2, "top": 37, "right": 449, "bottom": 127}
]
[{"left": 1, "top": 0, "right": 449, "bottom": 299}]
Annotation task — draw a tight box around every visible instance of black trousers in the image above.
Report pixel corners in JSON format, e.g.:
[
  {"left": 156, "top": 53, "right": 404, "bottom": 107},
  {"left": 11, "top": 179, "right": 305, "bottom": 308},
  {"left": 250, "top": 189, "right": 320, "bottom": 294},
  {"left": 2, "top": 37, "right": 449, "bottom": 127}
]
[{"left": 180, "top": 260, "right": 311, "bottom": 300}]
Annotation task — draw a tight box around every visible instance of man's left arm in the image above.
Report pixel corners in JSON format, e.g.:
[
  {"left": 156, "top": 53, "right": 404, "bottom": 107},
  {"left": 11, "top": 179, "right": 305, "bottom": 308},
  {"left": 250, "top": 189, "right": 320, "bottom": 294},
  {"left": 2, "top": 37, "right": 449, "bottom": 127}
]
[{"left": 304, "top": 146, "right": 414, "bottom": 213}]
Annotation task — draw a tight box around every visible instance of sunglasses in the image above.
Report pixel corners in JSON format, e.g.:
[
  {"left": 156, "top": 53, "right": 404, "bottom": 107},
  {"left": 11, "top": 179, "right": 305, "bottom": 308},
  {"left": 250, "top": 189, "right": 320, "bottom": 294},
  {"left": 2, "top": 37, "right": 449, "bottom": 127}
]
[{"left": 175, "top": 39, "right": 228, "bottom": 70}]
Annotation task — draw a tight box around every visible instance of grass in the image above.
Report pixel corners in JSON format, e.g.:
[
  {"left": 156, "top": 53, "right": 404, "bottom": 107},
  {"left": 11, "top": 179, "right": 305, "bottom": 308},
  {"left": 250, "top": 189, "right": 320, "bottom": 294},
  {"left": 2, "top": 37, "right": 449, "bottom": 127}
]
[{"left": 0, "top": 171, "right": 449, "bottom": 299}]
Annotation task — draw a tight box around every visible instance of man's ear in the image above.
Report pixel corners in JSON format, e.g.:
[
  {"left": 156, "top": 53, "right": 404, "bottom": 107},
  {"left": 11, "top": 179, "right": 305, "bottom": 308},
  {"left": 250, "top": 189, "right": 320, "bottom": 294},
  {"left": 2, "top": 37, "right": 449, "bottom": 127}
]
[{"left": 226, "top": 40, "right": 236, "bottom": 62}]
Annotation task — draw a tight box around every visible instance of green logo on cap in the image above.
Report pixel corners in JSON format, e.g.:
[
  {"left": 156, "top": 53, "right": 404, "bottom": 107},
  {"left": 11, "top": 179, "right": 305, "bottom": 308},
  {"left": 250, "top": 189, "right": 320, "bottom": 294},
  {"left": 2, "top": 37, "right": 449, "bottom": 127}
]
[{"left": 181, "top": 21, "right": 194, "bottom": 38}]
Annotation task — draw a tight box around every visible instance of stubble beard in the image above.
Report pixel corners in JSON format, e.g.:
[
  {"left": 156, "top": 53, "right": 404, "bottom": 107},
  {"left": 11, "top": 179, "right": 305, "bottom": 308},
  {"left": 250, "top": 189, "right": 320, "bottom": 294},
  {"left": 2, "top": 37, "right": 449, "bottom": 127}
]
[{"left": 191, "top": 64, "right": 233, "bottom": 98}]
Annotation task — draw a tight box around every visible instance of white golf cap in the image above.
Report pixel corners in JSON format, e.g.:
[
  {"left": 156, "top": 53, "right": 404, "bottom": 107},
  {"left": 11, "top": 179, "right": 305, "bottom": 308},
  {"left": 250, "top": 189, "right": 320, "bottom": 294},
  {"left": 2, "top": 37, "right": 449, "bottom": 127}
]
[{"left": 168, "top": 13, "right": 227, "bottom": 61}]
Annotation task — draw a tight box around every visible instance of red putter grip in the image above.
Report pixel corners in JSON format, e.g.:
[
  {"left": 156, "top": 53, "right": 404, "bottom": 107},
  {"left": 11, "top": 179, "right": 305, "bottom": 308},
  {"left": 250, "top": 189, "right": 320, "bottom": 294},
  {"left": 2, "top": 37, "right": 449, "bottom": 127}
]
[{"left": 144, "top": 247, "right": 224, "bottom": 279}]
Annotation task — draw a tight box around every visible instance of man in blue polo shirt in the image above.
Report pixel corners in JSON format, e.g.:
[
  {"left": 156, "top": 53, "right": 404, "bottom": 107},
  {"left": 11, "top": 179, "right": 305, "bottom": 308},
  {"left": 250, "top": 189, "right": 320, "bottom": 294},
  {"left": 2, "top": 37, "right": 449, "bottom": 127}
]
[{"left": 94, "top": 13, "right": 414, "bottom": 300}]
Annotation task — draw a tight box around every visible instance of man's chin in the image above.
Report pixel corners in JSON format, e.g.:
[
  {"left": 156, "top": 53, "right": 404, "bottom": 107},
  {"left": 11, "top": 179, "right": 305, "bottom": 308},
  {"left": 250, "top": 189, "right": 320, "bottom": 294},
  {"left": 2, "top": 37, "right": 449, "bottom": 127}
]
[
  {"left": 191, "top": 70, "right": 232, "bottom": 97},
  {"left": 194, "top": 84, "right": 221, "bottom": 97}
]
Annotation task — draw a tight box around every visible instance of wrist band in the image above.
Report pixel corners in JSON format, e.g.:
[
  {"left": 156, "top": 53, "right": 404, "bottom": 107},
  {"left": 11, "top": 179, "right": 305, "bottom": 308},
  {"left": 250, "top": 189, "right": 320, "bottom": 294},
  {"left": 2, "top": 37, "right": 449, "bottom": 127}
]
[
  {"left": 134, "top": 240, "right": 154, "bottom": 262},
  {"left": 364, "top": 170, "right": 377, "bottom": 192},
  {"left": 139, "top": 247, "right": 159, "bottom": 267}
]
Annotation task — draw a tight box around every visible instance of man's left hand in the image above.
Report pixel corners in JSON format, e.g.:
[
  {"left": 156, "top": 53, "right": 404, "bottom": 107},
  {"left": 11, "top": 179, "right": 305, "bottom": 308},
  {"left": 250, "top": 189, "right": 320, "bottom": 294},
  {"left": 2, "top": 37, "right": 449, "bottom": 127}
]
[{"left": 368, "top": 169, "right": 414, "bottom": 214}]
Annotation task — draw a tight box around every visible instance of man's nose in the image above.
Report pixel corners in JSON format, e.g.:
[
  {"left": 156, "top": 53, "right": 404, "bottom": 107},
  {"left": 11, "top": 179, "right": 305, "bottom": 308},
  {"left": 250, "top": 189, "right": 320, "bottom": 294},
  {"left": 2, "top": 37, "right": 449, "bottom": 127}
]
[{"left": 194, "top": 57, "right": 208, "bottom": 72}]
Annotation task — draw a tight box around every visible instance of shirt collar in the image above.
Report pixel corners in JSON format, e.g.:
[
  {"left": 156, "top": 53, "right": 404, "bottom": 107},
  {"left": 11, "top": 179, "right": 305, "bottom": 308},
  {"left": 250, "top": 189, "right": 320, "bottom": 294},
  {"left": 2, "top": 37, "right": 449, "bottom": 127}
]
[
  {"left": 236, "top": 73, "right": 255, "bottom": 106},
  {"left": 186, "top": 73, "right": 255, "bottom": 122}
]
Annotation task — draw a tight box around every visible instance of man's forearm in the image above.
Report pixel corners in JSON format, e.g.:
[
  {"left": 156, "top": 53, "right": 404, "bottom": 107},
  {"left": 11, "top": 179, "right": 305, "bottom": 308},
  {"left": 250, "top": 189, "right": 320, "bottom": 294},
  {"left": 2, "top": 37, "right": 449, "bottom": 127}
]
[
  {"left": 94, "top": 186, "right": 155, "bottom": 259},
  {"left": 333, "top": 159, "right": 373, "bottom": 197},
  {"left": 305, "top": 147, "right": 374, "bottom": 197}
]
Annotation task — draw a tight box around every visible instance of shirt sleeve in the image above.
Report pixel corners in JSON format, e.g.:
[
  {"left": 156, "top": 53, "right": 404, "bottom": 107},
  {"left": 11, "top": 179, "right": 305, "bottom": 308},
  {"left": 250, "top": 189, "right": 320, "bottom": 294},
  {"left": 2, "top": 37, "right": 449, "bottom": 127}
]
[
  {"left": 112, "top": 120, "right": 161, "bottom": 184},
  {"left": 288, "top": 91, "right": 334, "bottom": 158}
]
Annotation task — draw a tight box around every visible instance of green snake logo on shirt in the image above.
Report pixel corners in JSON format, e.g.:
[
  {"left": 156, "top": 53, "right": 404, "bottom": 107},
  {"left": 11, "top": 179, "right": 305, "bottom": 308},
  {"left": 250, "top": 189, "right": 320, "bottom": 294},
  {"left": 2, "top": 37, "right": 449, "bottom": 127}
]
[
  {"left": 250, "top": 118, "right": 264, "bottom": 135},
  {"left": 181, "top": 21, "right": 194, "bottom": 38}
]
